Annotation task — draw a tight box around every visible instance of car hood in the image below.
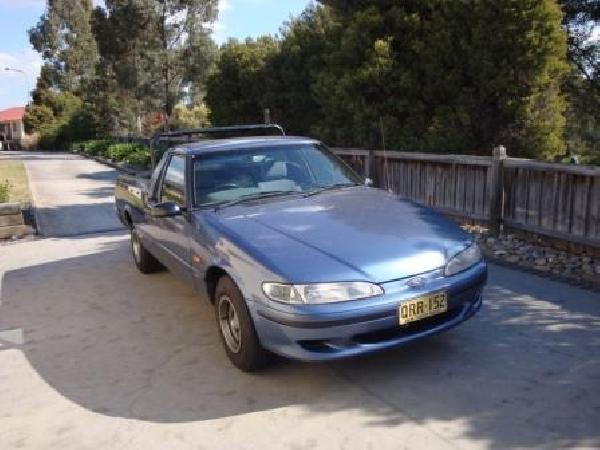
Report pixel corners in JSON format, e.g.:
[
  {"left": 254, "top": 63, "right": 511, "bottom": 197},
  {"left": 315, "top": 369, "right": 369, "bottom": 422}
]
[{"left": 201, "top": 187, "right": 472, "bottom": 283}]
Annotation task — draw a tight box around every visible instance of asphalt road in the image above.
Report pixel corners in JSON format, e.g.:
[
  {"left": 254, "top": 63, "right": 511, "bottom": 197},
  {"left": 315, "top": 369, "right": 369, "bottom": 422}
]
[{"left": 0, "top": 152, "right": 598, "bottom": 449}]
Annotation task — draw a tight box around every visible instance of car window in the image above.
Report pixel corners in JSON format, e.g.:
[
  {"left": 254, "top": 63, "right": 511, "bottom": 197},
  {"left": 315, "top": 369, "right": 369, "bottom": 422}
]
[
  {"left": 161, "top": 155, "right": 185, "bottom": 206},
  {"left": 149, "top": 151, "right": 170, "bottom": 201},
  {"left": 192, "top": 144, "right": 361, "bottom": 207}
]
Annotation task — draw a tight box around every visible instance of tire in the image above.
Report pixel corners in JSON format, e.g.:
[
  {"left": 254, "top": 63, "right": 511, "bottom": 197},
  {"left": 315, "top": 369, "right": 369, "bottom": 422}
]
[
  {"left": 214, "top": 275, "right": 271, "bottom": 372},
  {"left": 131, "top": 227, "right": 163, "bottom": 274}
]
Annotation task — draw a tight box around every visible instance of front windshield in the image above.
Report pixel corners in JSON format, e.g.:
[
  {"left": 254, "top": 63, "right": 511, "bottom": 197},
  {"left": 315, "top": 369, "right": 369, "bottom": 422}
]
[{"left": 192, "top": 143, "right": 361, "bottom": 207}]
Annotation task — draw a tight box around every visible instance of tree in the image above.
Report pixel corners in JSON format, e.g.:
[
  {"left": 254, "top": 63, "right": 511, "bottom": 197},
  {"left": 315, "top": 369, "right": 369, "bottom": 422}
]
[
  {"left": 206, "top": 36, "right": 279, "bottom": 125},
  {"left": 559, "top": 0, "right": 599, "bottom": 163},
  {"left": 262, "top": 5, "right": 332, "bottom": 135},
  {"left": 29, "top": 0, "right": 98, "bottom": 93},
  {"left": 315, "top": 0, "right": 569, "bottom": 158},
  {"left": 148, "top": 0, "right": 218, "bottom": 129},
  {"left": 26, "top": 0, "right": 98, "bottom": 147},
  {"left": 205, "top": 1, "right": 570, "bottom": 159},
  {"left": 171, "top": 103, "right": 210, "bottom": 129},
  {"left": 91, "top": 0, "right": 218, "bottom": 132}
]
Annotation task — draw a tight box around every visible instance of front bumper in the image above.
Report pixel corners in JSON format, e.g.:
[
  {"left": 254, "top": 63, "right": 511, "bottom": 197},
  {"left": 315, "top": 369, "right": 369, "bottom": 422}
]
[{"left": 250, "top": 261, "right": 487, "bottom": 361}]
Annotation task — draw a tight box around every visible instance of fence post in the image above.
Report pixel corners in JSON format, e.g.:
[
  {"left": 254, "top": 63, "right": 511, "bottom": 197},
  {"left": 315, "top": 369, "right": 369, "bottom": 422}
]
[
  {"left": 365, "top": 150, "right": 372, "bottom": 180},
  {"left": 490, "top": 145, "right": 507, "bottom": 234},
  {"left": 367, "top": 150, "right": 379, "bottom": 186}
]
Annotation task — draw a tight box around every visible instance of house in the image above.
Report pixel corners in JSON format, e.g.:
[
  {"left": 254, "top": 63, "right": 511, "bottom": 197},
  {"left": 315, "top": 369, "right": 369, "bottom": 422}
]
[{"left": 0, "top": 106, "right": 26, "bottom": 150}]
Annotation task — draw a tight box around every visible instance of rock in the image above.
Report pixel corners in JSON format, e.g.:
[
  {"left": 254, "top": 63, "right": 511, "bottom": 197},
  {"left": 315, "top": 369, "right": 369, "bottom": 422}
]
[
  {"left": 464, "top": 225, "right": 600, "bottom": 287},
  {"left": 582, "top": 273, "right": 600, "bottom": 283}
]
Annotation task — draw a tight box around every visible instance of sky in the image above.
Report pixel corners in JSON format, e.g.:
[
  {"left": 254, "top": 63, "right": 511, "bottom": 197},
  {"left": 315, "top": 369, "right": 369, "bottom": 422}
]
[{"left": 0, "top": 0, "right": 310, "bottom": 110}]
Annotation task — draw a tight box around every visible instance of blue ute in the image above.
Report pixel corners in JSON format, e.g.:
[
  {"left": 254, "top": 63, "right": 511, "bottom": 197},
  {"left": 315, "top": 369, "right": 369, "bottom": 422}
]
[{"left": 115, "top": 126, "right": 487, "bottom": 371}]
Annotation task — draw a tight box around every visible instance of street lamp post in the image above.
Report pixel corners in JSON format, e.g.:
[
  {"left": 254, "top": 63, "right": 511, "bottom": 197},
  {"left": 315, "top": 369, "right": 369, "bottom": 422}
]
[
  {"left": 4, "top": 67, "right": 26, "bottom": 75},
  {"left": 2, "top": 67, "right": 28, "bottom": 150}
]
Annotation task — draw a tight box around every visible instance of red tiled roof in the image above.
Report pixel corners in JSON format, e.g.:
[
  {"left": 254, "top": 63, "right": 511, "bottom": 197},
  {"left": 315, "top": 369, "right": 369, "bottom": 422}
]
[{"left": 0, "top": 107, "right": 26, "bottom": 122}]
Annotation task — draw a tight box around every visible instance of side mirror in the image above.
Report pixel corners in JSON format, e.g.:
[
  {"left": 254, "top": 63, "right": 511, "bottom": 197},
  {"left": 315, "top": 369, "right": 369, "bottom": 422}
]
[
  {"left": 364, "top": 177, "right": 374, "bottom": 187},
  {"left": 150, "top": 201, "right": 183, "bottom": 218}
]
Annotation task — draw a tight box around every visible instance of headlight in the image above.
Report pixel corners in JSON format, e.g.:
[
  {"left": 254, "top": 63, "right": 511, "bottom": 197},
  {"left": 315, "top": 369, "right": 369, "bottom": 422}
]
[
  {"left": 262, "top": 281, "right": 384, "bottom": 304},
  {"left": 444, "top": 244, "right": 482, "bottom": 276}
]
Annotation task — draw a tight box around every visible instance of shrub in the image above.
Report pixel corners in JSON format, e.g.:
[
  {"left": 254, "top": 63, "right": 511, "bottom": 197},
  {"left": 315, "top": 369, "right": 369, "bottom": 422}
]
[
  {"left": 70, "top": 141, "right": 86, "bottom": 153},
  {"left": 0, "top": 179, "right": 10, "bottom": 203},
  {"left": 126, "top": 149, "right": 152, "bottom": 169},
  {"left": 26, "top": 93, "right": 96, "bottom": 150},
  {"left": 72, "top": 139, "right": 152, "bottom": 169},
  {"left": 83, "top": 140, "right": 114, "bottom": 157},
  {"left": 107, "top": 143, "right": 148, "bottom": 162}
]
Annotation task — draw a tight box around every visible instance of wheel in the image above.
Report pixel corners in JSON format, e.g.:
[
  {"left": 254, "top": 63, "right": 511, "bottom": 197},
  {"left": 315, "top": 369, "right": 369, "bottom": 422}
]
[
  {"left": 131, "top": 227, "right": 163, "bottom": 274},
  {"left": 214, "top": 275, "right": 271, "bottom": 372}
]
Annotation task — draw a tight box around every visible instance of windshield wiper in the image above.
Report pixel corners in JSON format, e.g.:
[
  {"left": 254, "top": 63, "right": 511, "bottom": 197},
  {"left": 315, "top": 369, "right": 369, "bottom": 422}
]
[
  {"left": 305, "top": 182, "right": 361, "bottom": 197},
  {"left": 213, "top": 190, "right": 301, "bottom": 210}
]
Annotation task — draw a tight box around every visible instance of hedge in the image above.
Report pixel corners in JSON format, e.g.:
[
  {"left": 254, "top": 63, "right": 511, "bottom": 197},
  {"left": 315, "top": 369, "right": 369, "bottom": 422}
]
[{"left": 72, "top": 140, "right": 152, "bottom": 169}]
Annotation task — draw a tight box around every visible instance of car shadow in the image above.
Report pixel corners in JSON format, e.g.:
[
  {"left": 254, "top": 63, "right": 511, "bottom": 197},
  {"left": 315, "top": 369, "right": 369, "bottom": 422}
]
[
  {"left": 34, "top": 202, "right": 125, "bottom": 237},
  {"left": 81, "top": 186, "right": 117, "bottom": 199},
  {"left": 0, "top": 234, "right": 598, "bottom": 447},
  {"left": 76, "top": 170, "right": 118, "bottom": 182}
]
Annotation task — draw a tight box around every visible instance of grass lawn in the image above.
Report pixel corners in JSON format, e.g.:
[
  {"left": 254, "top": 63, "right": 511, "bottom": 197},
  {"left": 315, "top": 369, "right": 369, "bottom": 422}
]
[{"left": 0, "top": 160, "right": 32, "bottom": 204}]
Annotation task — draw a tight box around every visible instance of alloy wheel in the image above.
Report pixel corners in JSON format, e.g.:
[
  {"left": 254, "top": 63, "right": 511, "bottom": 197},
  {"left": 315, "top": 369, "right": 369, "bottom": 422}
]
[
  {"left": 218, "top": 294, "right": 242, "bottom": 353},
  {"left": 131, "top": 231, "right": 141, "bottom": 264}
]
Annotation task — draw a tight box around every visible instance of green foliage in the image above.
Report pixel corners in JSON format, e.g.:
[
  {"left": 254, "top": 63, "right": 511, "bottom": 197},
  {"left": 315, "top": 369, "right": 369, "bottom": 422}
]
[
  {"left": 29, "top": 0, "right": 97, "bottom": 93},
  {"left": 25, "top": 90, "right": 96, "bottom": 150},
  {"left": 559, "top": 1, "right": 600, "bottom": 164},
  {"left": 81, "top": 140, "right": 114, "bottom": 157},
  {"left": 263, "top": 5, "right": 331, "bottom": 135},
  {"left": 23, "top": 104, "right": 53, "bottom": 134},
  {"left": 0, "top": 179, "right": 10, "bottom": 203},
  {"left": 206, "top": 36, "right": 279, "bottom": 125},
  {"left": 107, "top": 143, "right": 147, "bottom": 161},
  {"left": 313, "top": 0, "right": 569, "bottom": 158},
  {"left": 25, "top": 0, "right": 593, "bottom": 162},
  {"left": 171, "top": 103, "right": 211, "bottom": 129},
  {"left": 72, "top": 141, "right": 152, "bottom": 168},
  {"left": 205, "top": 1, "right": 571, "bottom": 159},
  {"left": 125, "top": 148, "right": 152, "bottom": 168},
  {"left": 91, "top": 0, "right": 218, "bottom": 131}
]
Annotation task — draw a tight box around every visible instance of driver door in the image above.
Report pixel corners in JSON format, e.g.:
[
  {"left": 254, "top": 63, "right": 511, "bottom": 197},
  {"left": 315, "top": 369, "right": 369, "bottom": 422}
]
[{"left": 152, "top": 154, "right": 194, "bottom": 285}]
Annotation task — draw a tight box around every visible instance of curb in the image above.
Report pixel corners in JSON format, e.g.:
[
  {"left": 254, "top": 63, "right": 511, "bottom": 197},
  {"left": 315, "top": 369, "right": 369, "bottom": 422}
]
[
  {"left": 89, "top": 155, "right": 147, "bottom": 176},
  {"left": 21, "top": 161, "right": 39, "bottom": 237},
  {"left": 72, "top": 151, "right": 148, "bottom": 176}
]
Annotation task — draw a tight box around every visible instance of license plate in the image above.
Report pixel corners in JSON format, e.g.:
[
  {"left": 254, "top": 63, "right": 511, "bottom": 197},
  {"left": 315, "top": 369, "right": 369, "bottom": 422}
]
[{"left": 399, "top": 292, "right": 448, "bottom": 325}]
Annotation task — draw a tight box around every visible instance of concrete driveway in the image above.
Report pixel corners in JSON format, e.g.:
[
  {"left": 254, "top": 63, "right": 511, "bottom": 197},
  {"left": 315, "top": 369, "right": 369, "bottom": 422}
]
[
  {"left": 0, "top": 152, "right": 598, "bottom": 449},
  {"left": 0, "top": 151, "right": 124, "bottom": 237}
]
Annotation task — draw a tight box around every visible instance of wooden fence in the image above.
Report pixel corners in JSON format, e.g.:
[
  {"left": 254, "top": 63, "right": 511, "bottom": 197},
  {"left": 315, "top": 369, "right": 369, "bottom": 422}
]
[
  {"left": 332, "top": 147, "right": 600, "bottom": 247},
  {"left": 108, "top": 136, "right": 600, "bottom": 247}
]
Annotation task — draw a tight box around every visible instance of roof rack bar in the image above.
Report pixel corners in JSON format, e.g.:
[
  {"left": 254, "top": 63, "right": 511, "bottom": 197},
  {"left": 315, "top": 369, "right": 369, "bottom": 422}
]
[
  {"left": 149, "top": 124, "right": 285, "bottom": 169},
  {"left": 152, "top": 124, "right": 285, "bottom": 141}
]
